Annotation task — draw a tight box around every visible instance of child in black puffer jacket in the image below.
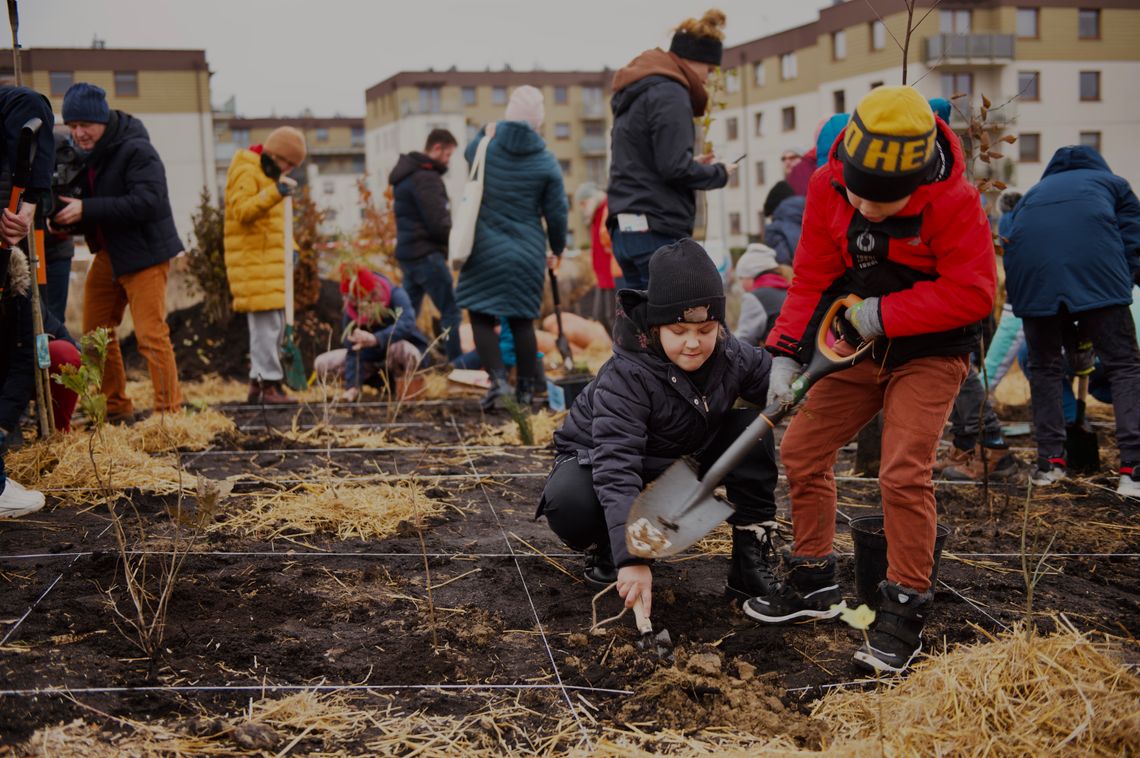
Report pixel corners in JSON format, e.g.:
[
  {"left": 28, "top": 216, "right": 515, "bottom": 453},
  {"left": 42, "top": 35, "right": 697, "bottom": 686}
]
[{"left": 537, "top": 239, "right": 778, "bottom": 620}]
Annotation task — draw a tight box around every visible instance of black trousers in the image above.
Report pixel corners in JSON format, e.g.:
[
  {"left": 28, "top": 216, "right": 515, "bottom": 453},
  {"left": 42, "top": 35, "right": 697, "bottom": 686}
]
[{"left": 539, "top": 408, "right": 779, "bottom": 551}]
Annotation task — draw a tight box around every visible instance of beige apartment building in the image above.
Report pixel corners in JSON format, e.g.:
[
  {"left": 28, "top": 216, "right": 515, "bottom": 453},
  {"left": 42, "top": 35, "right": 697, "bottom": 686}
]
[
  {"left": 3, "top": 47, "right": 216, "bottom": 249},
  {"left": 706, "top": 0, "right": 1140, "bottom": 249},
  {"left": 214, "top": 115, "right": 365, "bottom": 236},
  {"left": 364, "top": 70, "right": 611, "bottom": 247}
]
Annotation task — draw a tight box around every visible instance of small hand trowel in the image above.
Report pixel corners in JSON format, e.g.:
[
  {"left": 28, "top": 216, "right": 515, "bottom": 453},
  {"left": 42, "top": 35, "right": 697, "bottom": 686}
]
[
  {"left": 633, "top": 598, "right": 673, "bottom": 661},
  {"left": 626, "top": 295, "right": 876, "bottom": 560}
]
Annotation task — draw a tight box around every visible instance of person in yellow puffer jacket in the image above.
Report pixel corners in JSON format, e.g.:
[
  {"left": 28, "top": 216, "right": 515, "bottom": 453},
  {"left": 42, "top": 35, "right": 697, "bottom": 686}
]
[{"left": 223, "top": 126, "right": 307, "bottom": 403}]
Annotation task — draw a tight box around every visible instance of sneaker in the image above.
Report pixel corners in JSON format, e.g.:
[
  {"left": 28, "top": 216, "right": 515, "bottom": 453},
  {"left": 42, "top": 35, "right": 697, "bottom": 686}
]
[
  {"left": 0, "top": 478, "right": 46, "bottom": 519},
  {"left": 725, "top": 522, "right": 780, "bottom": 602},
  {"left": 583, "top": 542, "right": 617, "bottom": 588},
  {"left": 479, "top": 372, "right": 513, "bottom": 412},
  {"left": 1117, "top": 466, "right": 1140, "bottom": 498},
  {"left": 1031, "top": 457, "right": 1067, "bottom": 486},
  {"left": 853, "top": 581, "right": 933, "bottom": 675},
  {"left": 743, "top": 553, "right": 846, "bottom": 624}
]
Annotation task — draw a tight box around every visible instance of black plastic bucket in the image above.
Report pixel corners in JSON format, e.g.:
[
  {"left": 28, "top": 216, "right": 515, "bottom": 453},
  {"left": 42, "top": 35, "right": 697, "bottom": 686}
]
[
  {"left": 849, "top": 514, "right": 950, "bottom": 606},
  {"left": 546, "top": 374, "right": 592, "bottom": 412}
]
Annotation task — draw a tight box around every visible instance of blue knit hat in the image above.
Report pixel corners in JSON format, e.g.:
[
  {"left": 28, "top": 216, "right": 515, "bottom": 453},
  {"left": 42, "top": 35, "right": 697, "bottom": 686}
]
[{"left": 62, "top": 83, "right": 111, "bottom": 124}]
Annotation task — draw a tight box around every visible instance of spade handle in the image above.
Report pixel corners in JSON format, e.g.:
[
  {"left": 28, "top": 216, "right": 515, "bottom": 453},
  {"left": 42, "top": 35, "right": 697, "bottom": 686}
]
[{"left": 632, "top": 598, "right": 653, "bottom": 635}]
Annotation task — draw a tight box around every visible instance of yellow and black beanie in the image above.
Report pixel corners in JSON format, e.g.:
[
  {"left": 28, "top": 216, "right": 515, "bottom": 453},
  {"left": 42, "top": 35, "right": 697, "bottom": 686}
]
[{"left": 839, "top": 86, "right": 937, "bottom": 202}]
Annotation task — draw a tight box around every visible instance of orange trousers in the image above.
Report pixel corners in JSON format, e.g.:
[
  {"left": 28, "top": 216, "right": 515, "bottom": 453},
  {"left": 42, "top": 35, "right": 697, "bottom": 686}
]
[
  {"left": 82, "top": 252, "right": 182, "bottom": 415},
  {"left": 779, "top": 354, "right": 967, "bottom": 591}
]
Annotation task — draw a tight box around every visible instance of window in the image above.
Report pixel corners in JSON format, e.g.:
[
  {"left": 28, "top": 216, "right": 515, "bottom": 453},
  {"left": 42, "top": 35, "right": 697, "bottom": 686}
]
[
  {"left": 554, "top": 122, "right": 571, "bottom": 140},
  {"left": 726, "top": 117, "right": 738, "bottom": 141},
  {"left": 49, "top": 71, "right": 73, "bottom": 96},
  {"left": 1079, "top": 131, "right": 1101, "bottom": 152},
  {"left": 1078, "top": 9, "right": 1100, "bottom": 39},
  {"left": 1017, "top": 71, "right": 1040, "bottom": 101},
  {"left": 754, "top": 161, "right": 765, "bottom": 186},
  {"left": 1079, "top": 71, "right": 1100, "bottom": 101},
  {"left": 582, "top": 86, "right": 603, "bottom": 106},
  {"left": 941, "top": 72, "right": 973, "bottom": 100},
  {"left": 231, "top": 127, "right": 250, "bottom": 147},
  {"left": 833, "top": 89, "right": 846, "bottom": 114},
  {"left": 316, "top": 127, "right": 329, "bottom": 143},
  {"left": 585, "top": 157, "right": 606, "bottom": 184},
  {"left": 870, "top": 20, "right": 886, "bottom": 50},
  {"left": 782, "top": 106, "right": 796, "bottom": 132},
  {"left": 728, "top": 170, "right": 740, "bottom": 188},
  {"left": 1017, "top": 8, "right": 1039, "bottom": 39},
  {"left": 870, "top": 80, "right": 884, "bottom": 90},
  {"left": 325, "top": 209, "right": 338, "bottom": 222},
  {"left": 418, "top": 85, "right": 441, "bottom": 113},
  {"left": 352, "top": 156, "right": 365, "bottom": 174},
  {"left": 323, "top": 180, "right": 335, "bottom": 195},
  {"left": 780, "top": 53, "right": 797, "bottom": 81},
  {"left": 1019, "top": 132, "right": 1041, "bottom": 163},
  {"left": 584, "top": 121, "right": 605, "bottom": 137},
  {"left": 753, "top": 62, "right": 765, "bottom": 87},
  {"left": 351, "top": 126, "right": 364, "bottom": 147},
  {"left": 557, "top": 159, "right": 571, "bottom": 176},
  {"left": 492, "top": 86, "right": 507, "bottom": 105},
  {"left": 461, "top": 86, "right": 477, "bottom": 106},
  {"left": 753, "top": 112, "right": 763, "bottom": 137},
  {"left": 939, "top": 9, "right": 971, "bottom": 34},
  {"left": 725, "top": 68, "right": 740, "bottom": 93},
  {"left": 554, "top": 85, "right": 568, "bottom": 105},
  {"left": 466, "top": 122, "right": 480, "bottom": 143},
  {"left": 113, "top": 71, "right": 138, "bottom": 97},
  {"left": 832, "top": 30, "right": 847, "bottom": 60},
  {"left": 729, "top": 212, "right": 742, "bottom": 236}
]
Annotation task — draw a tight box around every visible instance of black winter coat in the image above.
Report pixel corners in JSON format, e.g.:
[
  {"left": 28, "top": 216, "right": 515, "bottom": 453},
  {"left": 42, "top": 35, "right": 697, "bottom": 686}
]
[
  {"left": 390, "top": 152, "right": 450, "bottom": 262},
  {"left": 553, "top": 289, "right": 772, "bottom": 566},
  {"left": 607, "top": 76, "right": 727, "bottom": 239},
  {"left": 0, "top": 87, "right": 55, "bottom": 198},
  {"left": 77, "top": 111, "right": 182, "bottom": 278}
]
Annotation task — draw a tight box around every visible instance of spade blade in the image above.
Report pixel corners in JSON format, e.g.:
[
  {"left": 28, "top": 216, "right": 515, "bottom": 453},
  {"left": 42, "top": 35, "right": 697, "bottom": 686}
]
[{"left": 626, "top": 459, "right": 734, "bottom": 559}]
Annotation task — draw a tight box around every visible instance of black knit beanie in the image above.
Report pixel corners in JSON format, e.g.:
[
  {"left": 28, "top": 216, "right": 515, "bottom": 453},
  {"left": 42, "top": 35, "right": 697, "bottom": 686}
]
[
  {"left": 647, "top": 239, "right": 726, "bottom": 325},
  {"left": 763, "top": 180, "right": 795, "bottom": 217},
  {"left": 669, "top": 32, "right": 723, "bottom": 66}
]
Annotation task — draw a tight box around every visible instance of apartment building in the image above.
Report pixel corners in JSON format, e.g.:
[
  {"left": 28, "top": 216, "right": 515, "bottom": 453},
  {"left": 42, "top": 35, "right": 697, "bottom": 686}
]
[
  {"left": 4, "top": 47, "right": 216, "bottom": 248},
  {"left": 707, "top": 0, "right": 1140, "bottom": 249},
  {"left": 214, "top": 115, "right": 366, "bottom": 236},
  {"left": 364, "top": 70, "right": 611, "bottom": 247}
]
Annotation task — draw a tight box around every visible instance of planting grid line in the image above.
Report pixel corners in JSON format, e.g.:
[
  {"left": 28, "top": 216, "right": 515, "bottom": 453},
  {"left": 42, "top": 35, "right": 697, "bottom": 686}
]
[
  {"left": 182, "top": 443, "right": 549, "bottom": 459},
  {"left": 0, "top": 683, "right": 635, "bottom": 698},
  {"left": 37, "top": 472, "right": 549, "bottom": 495},
  {"left": 447, "top": 414, "right": 592, "bottom": 749}
]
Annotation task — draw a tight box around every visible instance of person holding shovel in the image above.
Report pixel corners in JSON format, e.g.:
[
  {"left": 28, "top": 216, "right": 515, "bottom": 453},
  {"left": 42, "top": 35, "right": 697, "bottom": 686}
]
[
  {"left": 750, "top": 87, "right": 997, "bottom": 674},
  {"left": 223, "top": 126, "right": 307, "bottom": 404},
  {"left": 538, "top": 239, "right": 780, "bottom": 616}
]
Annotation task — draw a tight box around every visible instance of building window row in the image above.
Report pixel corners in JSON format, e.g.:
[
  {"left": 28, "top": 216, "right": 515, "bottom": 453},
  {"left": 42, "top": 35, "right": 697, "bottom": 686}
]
[
  {"left": 50, "top": 70, "right": 138, "bottom": 97},
  {"left": 1018, "top": 131, "right": 1102, "bottom": 163}
]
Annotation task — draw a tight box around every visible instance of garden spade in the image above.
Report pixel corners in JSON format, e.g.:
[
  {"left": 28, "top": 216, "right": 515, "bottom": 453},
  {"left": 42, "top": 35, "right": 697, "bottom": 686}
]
[
  {"left": 548, "top": 268, "right": 574, "bottom": 370},
  {"left": 280, "top": 195, "right": 306, "bottom": 390},
  {"left": 626, "top": 295, "right": 876, "bottom": 560},
  {"left": 1065, "top": 374, "right": 1100, "bottom": 475},
  {"left": 633, "top": 599, "right": 673, "bottom": 662}
]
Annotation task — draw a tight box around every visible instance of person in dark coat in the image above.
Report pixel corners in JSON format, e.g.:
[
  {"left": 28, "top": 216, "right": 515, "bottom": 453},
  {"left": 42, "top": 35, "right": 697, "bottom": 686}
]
[
  {"left": 390, "top": 128, "right": 461, "bottom": 361},
  {"left": 456, "top": 86, "right": 567, "bottom": 410},
  {"left": 539, "top": 239, "right": 779, "bottom": 621},
  {"left": 761, "top": 181, "right": 805, "bottom": 266},
  {"left": 1003, "top": 146, "right": 1140, "bottom": 495},
  {"left": 606, "top": 9, "right": 736, "bottom": 288},
  {"left": 53, "top": 83, "right": 182, "bottom": 420}
]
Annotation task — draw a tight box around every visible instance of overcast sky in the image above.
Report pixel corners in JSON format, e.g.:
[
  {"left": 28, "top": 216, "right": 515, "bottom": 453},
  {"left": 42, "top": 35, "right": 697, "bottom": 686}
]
[{"left": 21, "top": 0, "right": 833, "bottom": 117}]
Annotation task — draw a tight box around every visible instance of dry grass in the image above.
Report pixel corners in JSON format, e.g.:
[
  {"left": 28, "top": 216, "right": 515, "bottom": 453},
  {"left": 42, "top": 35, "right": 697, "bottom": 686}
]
[
  {"left": 471, "top": 410, "right": 566, "bottom": 447},
  {"left": 126, "top": 374, "right": 249, "bottom": 411},
  {"left": 134, "top": 409, "right": 236, "bottom": 453},
  {"left": 279, "top": 420, "right": 414, "bottom": 449},
  {"left": 571, "top": 342, "right": 612, "bottom": 376},
  {"left": 216, "top": 480, "right": 449, "bottom": 541}
]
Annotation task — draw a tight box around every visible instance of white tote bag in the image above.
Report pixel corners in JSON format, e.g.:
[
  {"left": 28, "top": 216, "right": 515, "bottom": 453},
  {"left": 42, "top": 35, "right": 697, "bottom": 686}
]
[{"left": 448, "top": 135, "right": 491, "bottom": 267}]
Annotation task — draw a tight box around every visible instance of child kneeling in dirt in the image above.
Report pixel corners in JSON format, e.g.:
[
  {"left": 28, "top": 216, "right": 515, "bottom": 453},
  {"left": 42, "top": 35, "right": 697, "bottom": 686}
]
[{"left": 537, "top": 239, "right": 779, "bottom": 618}]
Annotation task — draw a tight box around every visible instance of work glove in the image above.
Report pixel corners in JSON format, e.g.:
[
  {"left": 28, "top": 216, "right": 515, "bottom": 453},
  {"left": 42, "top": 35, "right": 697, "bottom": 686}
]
[
  {"left": 766, "top": 356, "right": 804, "bottom": 407},
  {"left": 844, "top": 297, "right": 885, "bottom": 341},
  {"left": 1067, "top": 339, "right": 1095, "bottom": 377}
]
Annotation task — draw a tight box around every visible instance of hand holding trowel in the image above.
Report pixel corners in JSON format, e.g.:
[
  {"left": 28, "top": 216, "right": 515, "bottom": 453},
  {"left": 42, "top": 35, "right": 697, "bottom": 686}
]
[{"left": 625, "top": 295, "right": 876, "bottom": 560}]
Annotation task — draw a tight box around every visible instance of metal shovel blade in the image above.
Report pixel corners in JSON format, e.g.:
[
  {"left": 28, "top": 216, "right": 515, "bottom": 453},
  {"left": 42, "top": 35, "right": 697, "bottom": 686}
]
[{"left": 625, "top": 459, "right": 734, "bottom": 559}]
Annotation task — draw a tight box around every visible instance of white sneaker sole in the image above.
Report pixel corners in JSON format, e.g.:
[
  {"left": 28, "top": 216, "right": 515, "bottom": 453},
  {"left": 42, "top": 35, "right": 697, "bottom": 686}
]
[
  {"left": 853, "top": 640, "right": 922, "bottom": 675},
  {"left": 0, "top": 502, "right": 45, "bottom": 519},
  {"left": 744, "top": 598, "right": 846, "bottom": 624}
]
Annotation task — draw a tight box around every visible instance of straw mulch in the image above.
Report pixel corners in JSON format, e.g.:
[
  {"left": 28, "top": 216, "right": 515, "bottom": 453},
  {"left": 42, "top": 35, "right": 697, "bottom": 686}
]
[
  {"left": 216, "top": 480, "right": 448, "bottom": 542},
  {"left": 811, "top": 622, "right": 1140, "bottom": 756},
  {"left": 278, "top": 421, "right": 413, "bottom": 449},
  {"left": 133, "top": 409, "right": 236, "bottom": 453},
  {"left": 125, "top": 375, "right": 249, "bottom": 410},
  {"left": 471, "top": 409, "right": 567, "bottom": 447}
]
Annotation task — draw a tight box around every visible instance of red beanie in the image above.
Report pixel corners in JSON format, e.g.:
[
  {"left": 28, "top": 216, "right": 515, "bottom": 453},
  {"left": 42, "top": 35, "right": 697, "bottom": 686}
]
[{"left": 340, "top": 265, "right": 392, "bottom": 323}]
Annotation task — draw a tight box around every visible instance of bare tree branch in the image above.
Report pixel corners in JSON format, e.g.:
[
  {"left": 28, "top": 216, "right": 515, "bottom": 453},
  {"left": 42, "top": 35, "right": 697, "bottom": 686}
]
[{"left": 862, "top": 0, "right": 906, "bottom": 53}]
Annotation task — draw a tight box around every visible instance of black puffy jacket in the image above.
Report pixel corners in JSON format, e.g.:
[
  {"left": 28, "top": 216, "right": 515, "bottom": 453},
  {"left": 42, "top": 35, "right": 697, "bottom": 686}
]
[
  {"left": 77, "top": 111, "right": 182, "bottom": 278},
  {"left": 553, "top": 289, "right": 771, "bottom": 566},
  {"left": 390, "top": 152, "right": 450, "bottom": 262}
]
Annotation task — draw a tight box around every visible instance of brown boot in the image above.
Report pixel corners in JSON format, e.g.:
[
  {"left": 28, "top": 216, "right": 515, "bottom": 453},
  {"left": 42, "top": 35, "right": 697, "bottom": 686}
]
[
  {"left": 249, "top": 380, "right": 298, "bottom": 405},
  {"left": 933, "top": 444, "right": 973, "bottom": 474},
  {"left": 395, "top": 374, "right": 426, "bottom": 401},
  {"left": 942, "top": 445, "right": 1020, "bottom": 481},
  {"left": 246, "top": 380, "right": 262, "bottom": 404}
]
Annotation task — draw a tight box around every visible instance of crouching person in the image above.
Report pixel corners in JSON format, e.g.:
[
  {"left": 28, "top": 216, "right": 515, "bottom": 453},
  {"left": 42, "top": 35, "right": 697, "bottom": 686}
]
[
  {"left": 751, "top": 87, "right": 996, "bottom": 674},
  {"left": 537, "top": 240, "right": 779, "bottom": 618},
  {"left": 315, "top": 265, "right": 430, "bottom": 402}
]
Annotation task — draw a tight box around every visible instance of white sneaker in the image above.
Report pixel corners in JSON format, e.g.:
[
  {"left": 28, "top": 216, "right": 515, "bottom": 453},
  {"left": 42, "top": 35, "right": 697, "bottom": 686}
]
[
  {"left": 0, "top": 478, "right": 46, "bottom": 518},
  {"left": 1030, "top": 461, "right": 1067, "bottom": 487},
  {"left": 1117, "top": 471, "right": 1140, "bottom": 498}
]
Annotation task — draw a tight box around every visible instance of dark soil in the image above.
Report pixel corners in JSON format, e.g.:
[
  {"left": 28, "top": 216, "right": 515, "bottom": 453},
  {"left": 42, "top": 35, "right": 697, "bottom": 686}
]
[{"left": 2, "top": 398, "right": 1138, "bottom": 752}]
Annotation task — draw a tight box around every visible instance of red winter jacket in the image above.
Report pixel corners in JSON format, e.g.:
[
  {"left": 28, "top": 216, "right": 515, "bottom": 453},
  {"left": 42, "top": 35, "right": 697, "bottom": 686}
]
[{"left": 766, "top": 119, "right": 996, "bottom": 366}]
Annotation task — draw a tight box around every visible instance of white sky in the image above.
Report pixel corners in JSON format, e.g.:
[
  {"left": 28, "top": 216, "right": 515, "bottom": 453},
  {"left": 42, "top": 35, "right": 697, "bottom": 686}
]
[{"left": 20, "top": 0, "right": 833, "bottom": 117}]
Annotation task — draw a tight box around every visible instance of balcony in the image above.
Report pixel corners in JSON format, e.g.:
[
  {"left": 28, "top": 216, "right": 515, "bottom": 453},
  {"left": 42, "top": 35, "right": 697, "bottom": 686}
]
[
  {"left": 947, "top": 96, "right": 1019, "bottom": 128},
  {"left": 580, "top": 101, "right": 606, "bottom": 119},
  {"left": 579, "top": 135, "right": 607, "bottom": 155},
  {"left": 925, "top": 34, "right": 1014, "bottom": 65}
]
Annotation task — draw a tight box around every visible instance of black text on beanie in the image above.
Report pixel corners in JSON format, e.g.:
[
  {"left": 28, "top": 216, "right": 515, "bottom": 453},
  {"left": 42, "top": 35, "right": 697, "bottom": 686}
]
[{"left": 839, "top": 86, "right": 937, "bottom": 202}]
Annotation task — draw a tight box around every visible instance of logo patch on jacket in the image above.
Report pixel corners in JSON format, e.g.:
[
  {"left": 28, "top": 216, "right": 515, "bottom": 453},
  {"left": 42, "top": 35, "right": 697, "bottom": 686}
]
[{"left": 846, "top": 213, "right": 924, "bottom": 270}]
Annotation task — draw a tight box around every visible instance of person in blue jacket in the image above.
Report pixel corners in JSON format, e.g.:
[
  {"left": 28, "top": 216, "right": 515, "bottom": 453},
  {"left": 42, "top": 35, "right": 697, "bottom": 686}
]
[
  {"left": 456, "top": 85, "right": 567, "bottom": 411},
  {"left": 1004, "top": 146, "right": 1140, "bottom": 495}
]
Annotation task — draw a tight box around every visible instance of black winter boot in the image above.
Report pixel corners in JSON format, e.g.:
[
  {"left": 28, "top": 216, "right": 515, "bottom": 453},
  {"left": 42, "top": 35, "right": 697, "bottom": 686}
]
[
  {"left": 725, "top": 522, "right": 780, "bottom": 603},
  {"left": 515, "top": 376, "right": 535, "bottom": 406},
  {"left": 853, "top": 581, "right": 932, "bottom": 674},
  {"left": 743, "top": 552, "right": 846, "bottom": 624},
  {"left": 583, "top": 541, "right": 617, "bottom": 588},
  {"left": 479, "top": 370, "right": 513, "bottom": 412}
]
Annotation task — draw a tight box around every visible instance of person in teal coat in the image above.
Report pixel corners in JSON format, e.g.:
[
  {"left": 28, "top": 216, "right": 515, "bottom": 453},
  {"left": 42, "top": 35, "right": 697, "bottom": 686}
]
[{"left": 456, "top": 85, "right": 568, "bottom": 410}]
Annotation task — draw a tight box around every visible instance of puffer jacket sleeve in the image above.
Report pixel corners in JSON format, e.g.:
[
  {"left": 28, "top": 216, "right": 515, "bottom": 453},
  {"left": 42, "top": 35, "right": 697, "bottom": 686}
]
[
  {"left": 590, "top": 363, "right": 653, "bottom": 567},
  {"left": 410, "top": 171, "right": 451, "bottom": 243},
  {"left": 1114, "top": 177, "right": 1140, "bottom": 274},
  {"left": 541, "top": 156, "right": 568, "bottom": 254},
  {"left": 227, "top": 159, "right": 284, "bottom": 226},
  {"left": 83, "top": 142, "right": 170, "bottom": 225},
  {"left": 371, "top": 286, "right": 420, "bottom": 348},
  {"left": 1, "top": 88, "right": 55, "bottom": 192},
  {"left": 646, "top": 85, "right": 727, "bottom": 191},
  {"left": 732, "top": 338, "right": 773, "bottom": 407}
]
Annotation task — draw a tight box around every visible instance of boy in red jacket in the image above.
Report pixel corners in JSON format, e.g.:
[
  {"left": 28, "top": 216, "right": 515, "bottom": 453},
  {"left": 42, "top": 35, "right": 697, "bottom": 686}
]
[{"left": 746, "top": 87, "right": 996, "bottom": 674}]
